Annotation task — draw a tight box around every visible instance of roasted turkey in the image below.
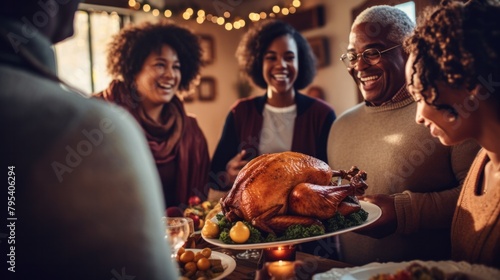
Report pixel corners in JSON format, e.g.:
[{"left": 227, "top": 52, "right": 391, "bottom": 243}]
[{"left": 220, "top": 151, "right": 368, "bottom": 234}]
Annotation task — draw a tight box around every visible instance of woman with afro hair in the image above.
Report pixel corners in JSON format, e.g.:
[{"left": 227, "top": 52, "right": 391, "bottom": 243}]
[
  {"left": 207, "top": 19, "right": 336, "bottom": 200},
  {"left": 405, "top": 0, "right": 500, "bottom": 267},
  {"left": 94, "top": 21, "right": 210, "bottom": 210}
]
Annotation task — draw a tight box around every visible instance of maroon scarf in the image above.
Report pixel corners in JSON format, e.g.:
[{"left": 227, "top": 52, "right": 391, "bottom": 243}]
[{"left": 94, "top": 80, "right": 211, "bottom": 207}]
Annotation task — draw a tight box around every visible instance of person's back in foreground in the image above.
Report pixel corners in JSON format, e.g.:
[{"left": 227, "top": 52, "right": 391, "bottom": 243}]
[
  {"left": 0, "top": 1, "right": 177, "bottom": 279},
  {"left": 328, "top": 5, "right": 480, "bottom": 265}
]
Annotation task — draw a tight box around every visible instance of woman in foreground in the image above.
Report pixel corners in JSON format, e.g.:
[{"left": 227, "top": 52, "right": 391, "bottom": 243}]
[{"left": 405, "top": 0, "right": 500, "bottom": 267}]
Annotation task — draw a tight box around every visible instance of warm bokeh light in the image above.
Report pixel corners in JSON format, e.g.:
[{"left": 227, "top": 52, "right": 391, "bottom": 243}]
[
  {"left": 125, "top": 2, "right": 300, "bottom": 31},
  {"left": 249, "top": 13, "right": 260, "bottom": 21}
]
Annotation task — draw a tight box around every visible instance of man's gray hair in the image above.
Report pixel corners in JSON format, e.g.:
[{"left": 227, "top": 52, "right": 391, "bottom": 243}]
[{"left": 353, "top": 5, "right": 415, "bottom": 44}]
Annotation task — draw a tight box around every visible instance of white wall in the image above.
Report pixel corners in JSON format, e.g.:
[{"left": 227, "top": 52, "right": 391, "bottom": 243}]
[{"left": 134, "top": 0, "right": 366, "bottom": 157}]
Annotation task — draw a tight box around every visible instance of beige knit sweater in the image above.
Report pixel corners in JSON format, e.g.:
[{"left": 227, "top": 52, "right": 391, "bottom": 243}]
[
  {"left": 451, "top": 149, "right": 500, "bottom": 268},
  {"left": 327, "top": 95, "right": 480, "bottom": 265}
]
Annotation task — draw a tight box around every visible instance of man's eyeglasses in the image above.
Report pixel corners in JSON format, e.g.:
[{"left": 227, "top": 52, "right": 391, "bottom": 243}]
[{"left": 340, "top": 45, "right": 401, "bottom": 69}]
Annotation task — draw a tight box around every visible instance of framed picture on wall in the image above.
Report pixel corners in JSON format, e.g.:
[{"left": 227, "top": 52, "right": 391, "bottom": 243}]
[
  {"left": 200, "top": 35, "right": 214, "bottom": 64},
  {"left": 197, "top": 77, "right": 216, "bottom": 101},
  {"left": 307, "top": 36, "right": 329, "bottom": 68}
]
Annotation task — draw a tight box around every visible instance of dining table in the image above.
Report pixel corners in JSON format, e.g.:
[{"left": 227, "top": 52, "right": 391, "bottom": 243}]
[{"left": 189, "top": 235, "right": 353, "bottom": 280}]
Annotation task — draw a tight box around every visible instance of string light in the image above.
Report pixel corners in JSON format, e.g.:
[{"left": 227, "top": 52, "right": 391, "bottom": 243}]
[{"left": 128, "top": 0, "right": 301, "bottom": 31}]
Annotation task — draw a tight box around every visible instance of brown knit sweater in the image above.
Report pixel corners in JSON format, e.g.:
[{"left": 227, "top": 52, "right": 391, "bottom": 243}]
[
  {"left": 451, "top": 149, "right": 500, "bottom": 268},
  {"left": 328, "top": 94, "right": 480, "bottom": 265}
]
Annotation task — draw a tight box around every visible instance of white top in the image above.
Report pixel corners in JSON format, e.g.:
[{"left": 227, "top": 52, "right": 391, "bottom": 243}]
[{"left": 259, "top": 103, "right": 297, "bottom": 155}]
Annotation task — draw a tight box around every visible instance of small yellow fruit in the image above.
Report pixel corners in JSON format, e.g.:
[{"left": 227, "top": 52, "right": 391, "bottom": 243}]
[
  {"left": 183, "top": 261, "right": 197, "bottom": 272},
  {"left": 179, "top": 250, "right": 195, "bottom": 263},
  {"left": 201, "top": 201, "right": 212, "bottom": 211},
  {"left": 196, "top": 257, "right": 211, "bottom": 271},
  {"left": 201, "top": 219, "right": 219, "bottom": 238},
  {"left": 229, "top": 221, "right": 250, "bottom": 243},
  {"left": 193, "top": 252, "right": 204, "bottom": 262},
  {"left": 201, "top": 247, "right": 211, "bottom": 258},
  {"left": 177, "top": 247, "right": 186, "bottom": 257}
]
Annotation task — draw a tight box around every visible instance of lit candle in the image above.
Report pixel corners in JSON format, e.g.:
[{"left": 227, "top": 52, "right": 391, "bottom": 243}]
[
  {"left": 267, "top": 261, "right": 295, "bottom": 280},
  {"left": 263, "top": 245, "right": 296, "bottom": 262}
]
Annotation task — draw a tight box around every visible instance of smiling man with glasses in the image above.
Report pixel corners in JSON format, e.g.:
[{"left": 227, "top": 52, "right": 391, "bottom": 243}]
[{"left": 326, "top": 5, "right": 480, "bottom": 266}]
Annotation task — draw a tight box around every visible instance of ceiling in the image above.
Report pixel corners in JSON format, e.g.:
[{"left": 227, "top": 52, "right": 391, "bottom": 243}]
[
  {"left": 148, "top": 0, "right": 290, "bottom": 17},
  {"left": 84, "top": 0, "right": 297, "bottom": 21}
]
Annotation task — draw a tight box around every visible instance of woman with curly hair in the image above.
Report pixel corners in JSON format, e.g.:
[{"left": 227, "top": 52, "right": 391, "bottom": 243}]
[
  {"left": 94, "top": 21, "right": 210, "bottom": 210},
  {"left": 207, "top": 19, "right": 336, "bottom": 200},
  {"left": 405, "top": 0, "right": 500, "bottom": 267}
]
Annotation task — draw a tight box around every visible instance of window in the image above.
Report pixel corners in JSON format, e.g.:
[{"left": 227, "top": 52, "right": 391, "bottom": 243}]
[
  {"left": 55, "top": 10, "right": 129, "bottom": 94},
  {"left": 395, "top": 1, "right": 416, "bottom": 23}
]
